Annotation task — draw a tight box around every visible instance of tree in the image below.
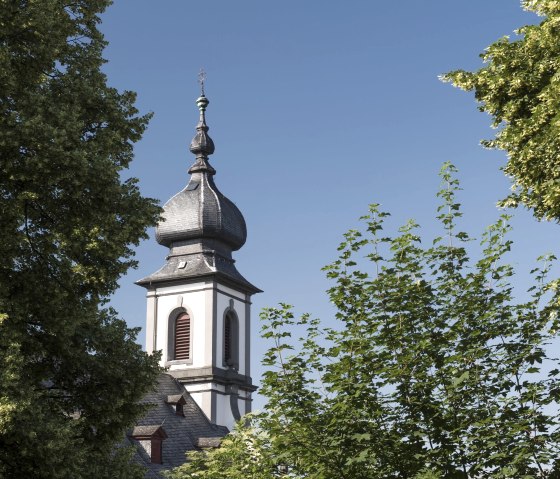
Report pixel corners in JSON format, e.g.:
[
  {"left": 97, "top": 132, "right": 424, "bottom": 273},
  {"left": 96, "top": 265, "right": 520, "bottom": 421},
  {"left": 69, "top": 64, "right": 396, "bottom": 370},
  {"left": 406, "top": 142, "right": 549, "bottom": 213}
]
[
  {"left": 169, "top": 164, "right": 560, "bottom": 478},
  {"left": 0, "top": 1, "right": 160, "bottom": 477},
  {"left": 166, "top": 415, "right": 280, "bottom": 479},
  {"left": 442, "top": 1, "right": 560, "bottom": 221}
]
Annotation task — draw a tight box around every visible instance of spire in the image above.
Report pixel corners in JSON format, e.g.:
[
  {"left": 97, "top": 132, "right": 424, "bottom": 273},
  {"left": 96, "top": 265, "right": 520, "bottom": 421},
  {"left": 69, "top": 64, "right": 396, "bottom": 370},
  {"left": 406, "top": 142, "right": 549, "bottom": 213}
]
[{"left": 189, "top": 69, "right": 216, "bottom": 174}]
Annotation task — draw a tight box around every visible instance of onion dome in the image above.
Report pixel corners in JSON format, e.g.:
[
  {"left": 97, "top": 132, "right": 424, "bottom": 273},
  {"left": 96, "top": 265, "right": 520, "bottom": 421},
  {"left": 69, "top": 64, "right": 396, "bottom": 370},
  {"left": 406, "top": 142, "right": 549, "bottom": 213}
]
[
  {"left": 155, "top": 94, "right": 247, "bottom": 251},
  {"left": 137, "top": 87, "right": 260, "bottom": 294}
]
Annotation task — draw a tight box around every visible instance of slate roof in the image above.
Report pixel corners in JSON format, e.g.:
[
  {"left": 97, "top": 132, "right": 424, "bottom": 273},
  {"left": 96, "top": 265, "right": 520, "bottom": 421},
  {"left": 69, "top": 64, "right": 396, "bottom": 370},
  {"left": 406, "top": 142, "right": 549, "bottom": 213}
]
[
  {"left": 155, "top": 172, "right": 247, "bottom": 251},
  {"left": 155, "top": 94, "right": 246, "bottom": 252},
  {"left": 136, "top": 93, "right": 261, "bottom": 294},
  {"left": 135, "top": 241, "right": 260, "bottom": 293},
  {"left": 130, "top": 373, "right": 227, "bottom": 478}
]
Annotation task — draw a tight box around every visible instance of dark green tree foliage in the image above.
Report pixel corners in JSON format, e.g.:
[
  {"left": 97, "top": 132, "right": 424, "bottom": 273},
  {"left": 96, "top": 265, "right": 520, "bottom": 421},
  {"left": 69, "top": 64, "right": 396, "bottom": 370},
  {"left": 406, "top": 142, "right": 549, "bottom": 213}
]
[
  {"left": 171, "top": 164, "right": 560, "bottom": 478},
  {"left": 443, "top": 1, "right": 560, "bottom": 221},
  {"left": 0, "top": 1, "right": 160, "bottom": 477}
]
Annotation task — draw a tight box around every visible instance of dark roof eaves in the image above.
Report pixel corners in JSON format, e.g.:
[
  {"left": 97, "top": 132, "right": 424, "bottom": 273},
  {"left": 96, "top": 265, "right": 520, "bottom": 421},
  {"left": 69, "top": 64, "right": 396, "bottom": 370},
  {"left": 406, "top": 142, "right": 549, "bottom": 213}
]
[{"left": 136, "top": 270, "right": 262, "bottom": 295}]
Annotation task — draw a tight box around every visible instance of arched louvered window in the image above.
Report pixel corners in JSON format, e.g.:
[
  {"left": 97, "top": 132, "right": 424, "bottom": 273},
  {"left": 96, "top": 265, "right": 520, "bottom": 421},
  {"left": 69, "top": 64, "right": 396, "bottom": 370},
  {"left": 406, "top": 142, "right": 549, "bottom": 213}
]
[
  {"left": 223, "top": 312, "right": 238, "bottom": 369},
  {"left": 174, "top": 312, "right": 191, "bottom": 360},
  {"left": 224, "top": 315, "right": 232, "bottom": 364}
]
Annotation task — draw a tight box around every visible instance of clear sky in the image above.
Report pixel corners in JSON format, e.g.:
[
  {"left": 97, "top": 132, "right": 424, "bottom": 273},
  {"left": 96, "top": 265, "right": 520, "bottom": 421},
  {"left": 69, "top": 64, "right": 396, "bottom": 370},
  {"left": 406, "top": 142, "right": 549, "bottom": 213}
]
[{"left": 99, "top": 1, "right": 558, "bottom": 409}]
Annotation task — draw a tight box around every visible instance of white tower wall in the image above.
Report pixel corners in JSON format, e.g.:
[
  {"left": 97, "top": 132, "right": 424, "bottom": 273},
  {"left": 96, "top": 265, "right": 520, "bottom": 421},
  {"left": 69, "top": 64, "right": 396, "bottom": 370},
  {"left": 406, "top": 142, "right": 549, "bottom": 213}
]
[{"left": 143, "top": 279, "right": 254, "bottom": 429}]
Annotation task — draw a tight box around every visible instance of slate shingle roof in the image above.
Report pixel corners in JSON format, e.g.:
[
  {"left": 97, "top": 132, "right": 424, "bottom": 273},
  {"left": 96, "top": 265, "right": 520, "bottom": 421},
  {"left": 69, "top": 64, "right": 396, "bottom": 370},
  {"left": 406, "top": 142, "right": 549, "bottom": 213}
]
[
  {"left": 130, "top": 373, "right": 228, "bottom": 478},
  {"left": 155, "top": 172, "right": 247, "bottom": 252},
  {"left": 136, "top": 92, "right": 261, "bottom": 295},
  {"left": 154, "top": 94, "right": 246, "bottom": 253}
]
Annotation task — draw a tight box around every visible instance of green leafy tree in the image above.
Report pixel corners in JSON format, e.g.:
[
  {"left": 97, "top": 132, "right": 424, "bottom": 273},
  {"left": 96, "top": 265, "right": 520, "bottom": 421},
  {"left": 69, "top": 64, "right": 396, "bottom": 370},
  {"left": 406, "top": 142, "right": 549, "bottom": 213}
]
[
  {"left": 442, "top": 1, "right": 560, "bottom": 221},
  {"left": 166, "top": 415, "right": 280, "bottom": 479},
  {"left": 0, "top": 1, "right": 160, "bottom": 477},
  {"left": 170, "top": 164, "right": 560, "bottom": 478}
]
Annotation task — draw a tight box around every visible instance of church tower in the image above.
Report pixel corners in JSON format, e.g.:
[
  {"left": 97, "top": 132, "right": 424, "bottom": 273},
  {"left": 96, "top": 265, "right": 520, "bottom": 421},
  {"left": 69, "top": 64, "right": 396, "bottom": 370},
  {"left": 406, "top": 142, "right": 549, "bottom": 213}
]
[{"left": 137, "top": 90, "right": 260, "bottom": 431}]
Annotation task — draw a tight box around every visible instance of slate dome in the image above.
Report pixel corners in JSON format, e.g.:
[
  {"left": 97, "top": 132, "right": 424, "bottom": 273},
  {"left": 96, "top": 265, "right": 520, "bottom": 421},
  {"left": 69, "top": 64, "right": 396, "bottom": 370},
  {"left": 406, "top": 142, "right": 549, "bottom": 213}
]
[
  {"left": 155, "top": 94, "right": 247, "bottom": 251},
  {"left": 155, "top": 174, "right": 247, "bottom": 250}
]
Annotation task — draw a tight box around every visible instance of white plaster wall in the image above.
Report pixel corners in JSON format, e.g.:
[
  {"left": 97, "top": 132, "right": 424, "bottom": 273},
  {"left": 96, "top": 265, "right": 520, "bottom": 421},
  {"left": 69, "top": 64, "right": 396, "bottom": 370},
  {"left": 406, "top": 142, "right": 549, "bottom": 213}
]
[
  {"left": 155, "top": 281, "right": 211, "bottom": 296},
  {"left": 187, "top": 383, "right": 226, "bottom": 393},
  {"left": 185, "top": 383, "right": 249, "bottom": 431},
  {"left": 215, "top": 393, "right": 236, "bottom": 430},
  {"left": 145, "top": 292, "right": 156, "bottom": 354},
  {"left": 147, "top": 280, "right": 214, "bottom": 368},
  {"left": 144, "top": 280, "right": 254, "bottom": 431},
  {"left": 186, "top": 390, "right": 210, "bottom": 420},
  {"left": 145, "top": 280, "right": 251, "bottom": 373},
  {"left": 220, "top": 395, "right": 251, "bottom": 430},
  {"left": 216, "top": 283, "right": 246, "bottom": 301},
  {"left": 185, "top": 384, "right": 234, "bottom": 429}
]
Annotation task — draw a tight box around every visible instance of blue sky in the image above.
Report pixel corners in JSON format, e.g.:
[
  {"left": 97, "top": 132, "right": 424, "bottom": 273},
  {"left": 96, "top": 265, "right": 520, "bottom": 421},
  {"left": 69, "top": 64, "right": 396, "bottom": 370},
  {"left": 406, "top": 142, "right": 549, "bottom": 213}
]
[{"left": 100, "top": 1, "right": 558, "bottom": 409}]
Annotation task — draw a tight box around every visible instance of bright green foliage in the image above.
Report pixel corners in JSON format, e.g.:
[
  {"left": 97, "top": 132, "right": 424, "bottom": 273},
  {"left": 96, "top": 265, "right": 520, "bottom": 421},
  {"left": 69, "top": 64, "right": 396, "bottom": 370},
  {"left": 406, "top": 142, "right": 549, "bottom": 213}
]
[
  {"left": 443, "top": 1, "right": 560, "bottom": 221},
  {"left": 171, "top": 164, "right": 560, "bottom": 478},
  {"left": 0, "top": 1, "right": 160, "bottom": 477},
  {"left": 166, "top": 415, "right": 280, "bottom": 479}
]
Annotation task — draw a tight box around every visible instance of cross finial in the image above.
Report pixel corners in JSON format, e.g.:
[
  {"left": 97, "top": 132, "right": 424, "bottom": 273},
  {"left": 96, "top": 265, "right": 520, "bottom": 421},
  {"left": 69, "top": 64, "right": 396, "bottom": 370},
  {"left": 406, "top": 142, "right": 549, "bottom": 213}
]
[{"left": 198, "top": 68, "right": 206, "bottom": 96}]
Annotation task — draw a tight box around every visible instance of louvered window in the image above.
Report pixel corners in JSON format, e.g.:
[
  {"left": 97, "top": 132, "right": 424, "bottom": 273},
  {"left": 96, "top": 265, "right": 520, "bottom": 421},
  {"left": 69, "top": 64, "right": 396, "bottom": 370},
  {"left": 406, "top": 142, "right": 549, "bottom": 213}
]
[
  {"left": 224, "top": 315, "right": 232, "bottom": 364},
  {"left": 223, "top": 312, "right": 238, "bottom": 368},
  {"left": 174, "top": 313, "right": 191, "bottom": 360}
]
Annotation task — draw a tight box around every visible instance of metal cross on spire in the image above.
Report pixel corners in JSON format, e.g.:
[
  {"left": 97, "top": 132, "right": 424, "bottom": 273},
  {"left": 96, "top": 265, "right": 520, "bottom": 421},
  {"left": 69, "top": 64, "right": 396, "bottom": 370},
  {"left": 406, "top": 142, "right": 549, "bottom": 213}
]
[{"left": 198, "top": 68, "right": 206, "bottom": 96}]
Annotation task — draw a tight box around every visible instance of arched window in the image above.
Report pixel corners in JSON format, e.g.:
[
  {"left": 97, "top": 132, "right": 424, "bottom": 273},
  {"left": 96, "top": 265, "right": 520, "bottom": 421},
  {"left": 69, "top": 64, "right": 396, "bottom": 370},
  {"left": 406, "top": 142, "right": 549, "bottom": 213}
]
[
  {"left": 223, "top": 312, "right": 238, "bottom": 369},
  {"left": 174, "top": 312, "right": 191, "bottom": 360}
]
